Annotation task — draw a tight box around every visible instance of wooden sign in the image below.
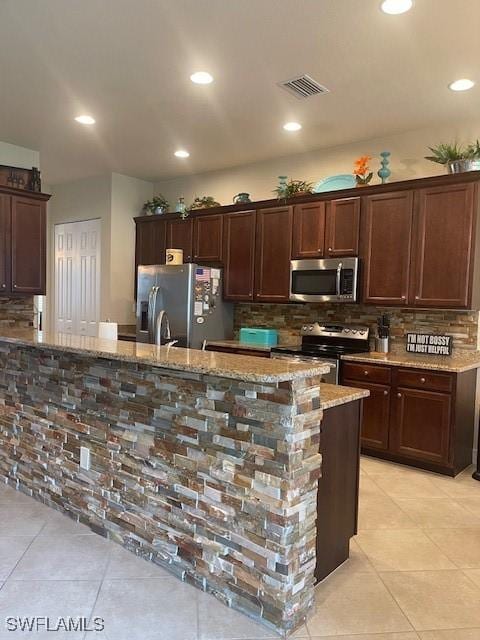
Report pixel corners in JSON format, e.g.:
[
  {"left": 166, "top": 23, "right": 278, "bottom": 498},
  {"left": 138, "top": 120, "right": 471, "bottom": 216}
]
[{"left": 406, "top": 333, "right": 452, "bottom": 356}]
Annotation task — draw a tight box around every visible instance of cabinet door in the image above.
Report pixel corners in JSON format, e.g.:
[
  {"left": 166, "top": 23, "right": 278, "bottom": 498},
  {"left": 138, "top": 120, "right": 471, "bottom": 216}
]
[
  {"left": 0, "top": 195, "right": 10, "bottom": 294},
  {"left": 166, "top": 218, "right": 193, "bottom": 262},
  {"left": 362, "top": 191, "right": 413, "bottom": 305},
  {"left": 292, "top": 202, "right": 325, "bottom": 258},
  {"left": 223, "top": 211, "right": 256, "bottom": 301},
  {"left": 325, "top": 197, "right": 360, "bottom": 257},
  {"left": 193, "top": 214, "right": 223, "bottom": 263},
  {"left": 255, "top": 206, "right": 293, "bottom": 302},
  {"left": 342, "top": 379, "right": 391, "bottom": 451},
  {"left": 411, "top": 183, "right": 475, "bottom": 308},
  {"left": 11, "top": 196, "right": 46, "bottom": 294},
  {"left": 135, "top": 219, "right": 167, "bottom": 266},
  {"left": 392, "top": 387, "right": 451, "bottom": 465}
]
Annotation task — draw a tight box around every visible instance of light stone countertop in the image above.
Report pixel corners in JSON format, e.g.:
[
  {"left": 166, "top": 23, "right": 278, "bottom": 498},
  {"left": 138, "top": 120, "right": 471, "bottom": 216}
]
[
  {"left": 342, "top": 350, "right": 480, "bottom": 373},
  {"left": 320, "top": 383, "right": 370, "bottom": 410},
  {"left": 0, "top": 330, "right": 330, "bottom": 383}
]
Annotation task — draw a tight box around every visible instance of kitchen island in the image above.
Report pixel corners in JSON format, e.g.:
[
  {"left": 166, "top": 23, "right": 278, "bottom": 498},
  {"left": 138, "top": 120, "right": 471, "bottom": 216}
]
[{"left": 0, "top": 330, "right": 366, "bottom": 635}]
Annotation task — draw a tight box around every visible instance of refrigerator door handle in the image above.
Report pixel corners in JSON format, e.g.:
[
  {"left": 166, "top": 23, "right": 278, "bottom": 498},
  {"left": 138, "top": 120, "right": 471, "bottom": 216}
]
[{"left": 147, "top": 286, "right": 159, "bottom": 343}]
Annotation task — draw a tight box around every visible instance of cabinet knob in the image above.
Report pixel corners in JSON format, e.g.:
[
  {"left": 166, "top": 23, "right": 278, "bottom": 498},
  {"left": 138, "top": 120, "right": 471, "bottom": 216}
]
[
  {"left": 13, "top": 284, "right": 17, "bottom": 288},
  {"left": 364, "top": 370, "right": 369, "bottom": 376},
  {"left": 401, "top": 295, "right": 406, "bottom": 300},
  {"left": 1, "top": 284, "right": 5, "bottom": 288},
  {"left": 420, "top": 377, "right": 426, "bottom": 383},
  {"left": 328, "top": 247, "right": 332, "bottom": 251},
  {"left": 383, "top": 390, "right": 388, "bottom": 395},
  {"left": 415, "top": 295, "right": 419, "bottom": 299},
  {"left": 397, "top": 392, "right": 402, "bottom": 398}
]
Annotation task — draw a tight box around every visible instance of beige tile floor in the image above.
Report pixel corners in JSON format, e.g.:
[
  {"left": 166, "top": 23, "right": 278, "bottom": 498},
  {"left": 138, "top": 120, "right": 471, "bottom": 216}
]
[{"left": 0, "top": 457, "right": 479, "bottom": 639}]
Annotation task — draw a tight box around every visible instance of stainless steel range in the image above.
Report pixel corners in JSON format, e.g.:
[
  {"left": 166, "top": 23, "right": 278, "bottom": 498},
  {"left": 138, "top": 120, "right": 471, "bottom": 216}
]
[{"left": 271, "top": 323, "right": 370, "bottom": 384}]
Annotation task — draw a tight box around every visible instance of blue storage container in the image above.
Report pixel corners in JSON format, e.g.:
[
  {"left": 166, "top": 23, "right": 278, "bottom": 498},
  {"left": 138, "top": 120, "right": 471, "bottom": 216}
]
[{"left": 239, "top": 327, "right": 278, "bottom": 346}]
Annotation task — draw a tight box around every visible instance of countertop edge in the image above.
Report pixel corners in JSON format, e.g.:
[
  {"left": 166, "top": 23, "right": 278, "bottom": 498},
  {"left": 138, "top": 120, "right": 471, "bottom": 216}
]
[
  {"left": 341, "top": 352, "right": 480, "bottom": 373},
  {"left": 320, "top": 383, "right": 370, "bottom": 410},
  {"left": 0, "top": 334, "right": 331, "bottom": 384}
]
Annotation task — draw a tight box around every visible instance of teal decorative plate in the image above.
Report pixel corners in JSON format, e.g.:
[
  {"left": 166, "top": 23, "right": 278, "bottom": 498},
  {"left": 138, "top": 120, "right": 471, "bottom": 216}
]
[{"left": 313, "top": 174, "right": 356, "bottom": 193}]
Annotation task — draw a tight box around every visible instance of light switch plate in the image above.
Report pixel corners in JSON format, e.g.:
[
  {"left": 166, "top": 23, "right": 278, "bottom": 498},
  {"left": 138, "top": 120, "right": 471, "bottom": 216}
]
[{"left": 80, "top": 446, "right": 91, "bottom": 471}]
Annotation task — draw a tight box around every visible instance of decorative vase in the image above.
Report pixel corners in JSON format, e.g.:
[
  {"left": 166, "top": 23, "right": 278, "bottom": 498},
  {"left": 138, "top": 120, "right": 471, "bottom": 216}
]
[
  {"left": 447, "top": 159, "right": 480, "bottom": 174},
  {"left": 233, "top": 192, "right": 251, "bottom": 204},
  {"left": 277, "top": 176, "right": 288, "bottom": 198},
  {"left": 175, "top": 197, "right": 188, "bottom": 219},
  {"left": 377, "top": 151, "right": 391, "bottom": 184}
]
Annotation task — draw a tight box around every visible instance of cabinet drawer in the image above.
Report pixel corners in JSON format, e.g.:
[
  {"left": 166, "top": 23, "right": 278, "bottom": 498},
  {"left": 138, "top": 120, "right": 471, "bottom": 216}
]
[
  {"left": 396, "top": 369, "right": 453, "bottom": 393},
  {"left": 342, "top": 362, "right": 391, "bottom": 384}
]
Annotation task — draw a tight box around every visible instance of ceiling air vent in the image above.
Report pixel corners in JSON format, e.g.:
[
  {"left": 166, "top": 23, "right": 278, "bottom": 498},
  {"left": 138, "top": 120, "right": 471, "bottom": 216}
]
[{"left": 279, "top": 74, "right": 329, "bottom": 99}]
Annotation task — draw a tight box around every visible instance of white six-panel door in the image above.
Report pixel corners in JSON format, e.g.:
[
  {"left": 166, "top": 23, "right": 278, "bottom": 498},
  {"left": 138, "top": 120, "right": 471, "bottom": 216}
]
[{"left": 54, "top": 219, "right": 101, "bottom": 336}]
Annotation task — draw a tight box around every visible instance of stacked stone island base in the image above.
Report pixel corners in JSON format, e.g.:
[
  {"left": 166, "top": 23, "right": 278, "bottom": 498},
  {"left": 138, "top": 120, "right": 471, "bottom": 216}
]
[{"left": 0, "top": 333, "right": 329, "bottom": 635}]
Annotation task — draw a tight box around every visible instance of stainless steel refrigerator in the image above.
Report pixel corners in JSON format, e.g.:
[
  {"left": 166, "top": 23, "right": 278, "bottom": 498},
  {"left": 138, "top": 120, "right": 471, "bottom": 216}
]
[{"left": 136, "top": 264, "right": 233, "bottom": 348}]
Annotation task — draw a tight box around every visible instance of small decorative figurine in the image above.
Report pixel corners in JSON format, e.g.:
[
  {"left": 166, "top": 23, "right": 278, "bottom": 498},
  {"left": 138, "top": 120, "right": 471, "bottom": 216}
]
[
  {"left": 377, "top": 151, "right": 391, "bottom": 184},
  {"left": 353, "top": 156, "right": 373, "bottom": 186}
]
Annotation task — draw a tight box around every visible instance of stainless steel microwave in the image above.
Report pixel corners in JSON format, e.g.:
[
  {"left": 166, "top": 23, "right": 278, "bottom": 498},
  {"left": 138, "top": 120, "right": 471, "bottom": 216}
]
[{"left": 290, "top": 257, "right": 359, "bottom": 303}]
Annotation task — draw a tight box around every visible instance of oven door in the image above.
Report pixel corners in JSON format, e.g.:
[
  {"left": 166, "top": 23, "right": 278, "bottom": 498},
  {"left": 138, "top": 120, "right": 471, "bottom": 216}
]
[
  {"left": 290, "top": 258, "right": 358, "bottom": 303},
  {"left": 271, "top": 352, "right": 338, "bottom": 384}
]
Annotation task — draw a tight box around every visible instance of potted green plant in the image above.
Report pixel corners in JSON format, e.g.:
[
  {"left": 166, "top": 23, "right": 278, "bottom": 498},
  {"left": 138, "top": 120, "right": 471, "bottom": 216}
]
[
  {"left": 425, "top": 141, "right": 480, "bottom": 174},
  {"left": 274, "top": 179, "right": 313, "bottom": 199},
  {"left": 188, "top": 196, "right": 221, "bottom": 211},
  {"left": 144, "top": 194, "right": 169, "bottom": 215}
]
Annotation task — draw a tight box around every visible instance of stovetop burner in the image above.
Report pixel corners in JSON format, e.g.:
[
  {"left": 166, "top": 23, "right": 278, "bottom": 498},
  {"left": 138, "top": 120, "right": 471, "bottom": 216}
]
[{"left": 271, "top": 322, "right": 370, "bottom": 358}]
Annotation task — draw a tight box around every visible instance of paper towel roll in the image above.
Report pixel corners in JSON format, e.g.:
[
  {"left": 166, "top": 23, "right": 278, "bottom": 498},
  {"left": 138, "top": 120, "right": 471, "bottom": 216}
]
[{"left": 98, "top": 321, "right": 118, "bottom": 340}]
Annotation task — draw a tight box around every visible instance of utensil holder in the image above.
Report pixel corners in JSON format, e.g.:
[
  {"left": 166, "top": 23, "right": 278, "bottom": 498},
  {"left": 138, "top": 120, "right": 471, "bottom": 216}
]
[{"left": 375, "top": 337, "right": 389, "bottom": 353}]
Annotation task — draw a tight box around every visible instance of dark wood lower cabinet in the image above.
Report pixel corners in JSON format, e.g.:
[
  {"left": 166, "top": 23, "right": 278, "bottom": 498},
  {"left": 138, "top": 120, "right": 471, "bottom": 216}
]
[
  {"left": 341, "top": 362, "right": 476, "bottom": 476},
  {"left": 343, "top": 379, "right": 390, "bottom": 451},
  {"left": 392, "top": 387, "right": 451, "bottom": 465},
  {"left": 315, "top": 399, "right": 361, "bottom": 581}
]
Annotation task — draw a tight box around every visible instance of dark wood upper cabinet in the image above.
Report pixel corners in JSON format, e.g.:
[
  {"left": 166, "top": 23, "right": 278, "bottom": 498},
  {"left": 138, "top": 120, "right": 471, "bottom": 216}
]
[
  {"left": 135, "top": 218, "right": 167, "bottom": 267},
  {"left": 223, "top": 211, "right": 256, "bottom": 301},
  {"left": 255, "top": 206, "right": 293, "bottom": 302},
  {"left": 411, "top": 183, "right": 476, "bottom": 308},
  {"left": 166, "top": 218, "right": 193, "bottom": 262},
  {"left": 292, "top": 202, "right": 326, "bottom": 259},
  {"left": 325, "top": 197, "right": 360, "bottom": 257},
  {"left": 362, "top": 191, "right": 414, "bottom": 305},
  {"left": 0, "top": 195, "right": 10, "bottom": 293},
  {"left": 193, "top": 214, "right": 223, "bottom": 263},
  {"left": 392, "top": 387, "right": 451, "bottom": 466},
  {"left": 11, "top": 196, "right": 46, "bottom": 294}
]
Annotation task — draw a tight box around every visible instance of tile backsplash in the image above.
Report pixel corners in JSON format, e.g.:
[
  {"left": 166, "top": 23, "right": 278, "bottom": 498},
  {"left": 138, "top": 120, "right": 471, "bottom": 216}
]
[
  {"left": 0, "top": 297, "right": 34, "bottom": 328},
  {"left": 234, "top": 303, "right": 480, "bottom": 352}
]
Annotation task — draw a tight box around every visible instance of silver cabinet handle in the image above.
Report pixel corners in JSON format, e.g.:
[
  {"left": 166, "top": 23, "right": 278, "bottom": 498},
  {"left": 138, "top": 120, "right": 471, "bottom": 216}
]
[
  {"left": 397, "top": 392, "right": 402, "bottom": 398},
  {"left": 420, "top": 377, "right": 426, "bottom": 383},
  {"left": 328, "top": 247, "right": 332, "bottom": 251},
  {"left": 383, "top": 390, "right": 388, "bottom": 395},
  {"left": 401, "top": 295, "right": 406, "bottom": 300},
  {"left": 415, "top": 295, "right": 419, "bottom": 299},
  {"left": 364, "top": 370, "right": 369, "bottom": 376}
]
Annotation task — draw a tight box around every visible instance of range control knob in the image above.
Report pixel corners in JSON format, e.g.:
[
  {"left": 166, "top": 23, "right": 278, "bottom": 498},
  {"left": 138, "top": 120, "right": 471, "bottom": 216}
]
[
  {"left": 302, "top": 325, "right": 307, "bottom": 331},
  {"left": 308, "top": 326, "right": 313, "bottom": 331},
  {"left": 344, "top": 328, "right": 350, "bottom": 333}
]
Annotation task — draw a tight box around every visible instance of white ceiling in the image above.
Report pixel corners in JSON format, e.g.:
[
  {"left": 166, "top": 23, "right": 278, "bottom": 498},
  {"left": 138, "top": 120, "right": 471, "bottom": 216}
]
[{"left": 0, "top": 0, "right": 479, "bottom": 185}]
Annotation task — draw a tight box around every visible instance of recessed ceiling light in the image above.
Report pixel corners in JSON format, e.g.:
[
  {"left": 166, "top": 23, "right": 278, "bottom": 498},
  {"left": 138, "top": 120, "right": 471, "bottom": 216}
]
[
  {"left": 190, "top": 71, "right": 213, "bottom": 85},
  {"left": 174, "top": 150, "right": 190, "bottom": 158},
  {"left": 380, "top": 0, "right": 413, "bottom": 14},
  {"left": 74, "top": 115, "right": 95, "bottom": 125},
  {"left": 448, "top": 78, "right": 475, "bottom": 92},
  {"left": 283, "top": 122, "right": 302, "bottom": 132}
]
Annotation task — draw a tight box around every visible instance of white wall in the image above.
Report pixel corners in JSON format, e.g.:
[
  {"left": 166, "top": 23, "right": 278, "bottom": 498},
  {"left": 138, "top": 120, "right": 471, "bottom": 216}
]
[
  {"left": 110, "top": 173, "right": 153, "bottom": 324},
  {"left": 46, "top": 175, "right": 112, "bottom": 330},
  {"left": 0, "top": 141, "right": 39, "bottom": 170},
  {"left": 155, "top": 119, "right": 480, "bottom": 206},
  {"left": 46, "top": 173, "right": 154, "bottom": 330}
]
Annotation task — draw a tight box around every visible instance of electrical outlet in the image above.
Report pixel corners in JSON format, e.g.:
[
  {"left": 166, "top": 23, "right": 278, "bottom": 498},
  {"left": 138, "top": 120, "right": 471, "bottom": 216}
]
[{"left": 80, "top": 446, "right": 91, "bottom": 471}]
